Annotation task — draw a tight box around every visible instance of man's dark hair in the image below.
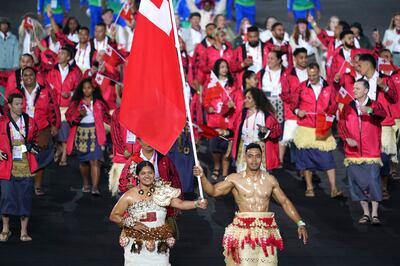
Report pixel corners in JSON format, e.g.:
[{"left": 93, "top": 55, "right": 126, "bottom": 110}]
[
  {"left": 247, "top": 26, "right": 259, "bottom": 33},
  {"left": 22, "top": 66, "right": 36, "bottom": 76},
  {"left": 21, "top": 53, "right": 34, "bottom": 61},
  {"left": 379, "top": 48, "right": 392, "bottom": 55},
  {"left": 339, "top": 20, "right": 350, "bottom": 31},
  {"left": 61, "top": 46, "right": 74, "bottom": 59},
  {"left": 271, "top": 22, "right": 283, "bottom": 31},
  {"left": 358, "top": 53, "right": 377, "bottom": 69},
  {"left": 245, "top": 143, "right": 262, "bottom": 153},
  {"left": 7, "top": 93, "right": 23, "bottom": 104},
  {"left": 79, "top": 26, "right": 90, "bottom": 34},
  {"left": 340, "top": 29, "right": 354, "bottom": 40},
  {"left": 355, "top": 78, "right": 370, "bottom": 91},
  {"left": 307, "top": 62, "right": 320, "bottom": 70},
  {"left": 96, "top": 22, "right": 107, "bottom": 29},
  {"left": 102, "top": 8, "right": 114, "bottom": 15},
  {"left": 205, "top": 23, "right": 217, "bottom": 29},
  {"left": 293, "top": 47, "right": 307, "bottom": 57},
  {"left": 189, "top": 12, "right": 201, "bottom": 19}
]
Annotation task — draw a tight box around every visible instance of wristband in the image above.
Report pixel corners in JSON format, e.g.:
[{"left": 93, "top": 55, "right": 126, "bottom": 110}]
[
  {"left": 297, "top": 220, "right": 306, "bottom": 227},
  {"left": 311, "top": 22, "right": 317, "bottom": 27},
  {"left": 194, "top": 200, "right": 199, "bottom": 208},
  {"left": 367, "top": 107, "right": 373, "bottom": 114}
]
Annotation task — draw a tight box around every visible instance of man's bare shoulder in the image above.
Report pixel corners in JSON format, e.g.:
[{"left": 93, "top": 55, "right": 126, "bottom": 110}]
[
  {"left": 264, "top": 172, "right": 280, "bottom": 187},
  {"left": 224, "top": 172, "right": 244, "bottom": 182}
]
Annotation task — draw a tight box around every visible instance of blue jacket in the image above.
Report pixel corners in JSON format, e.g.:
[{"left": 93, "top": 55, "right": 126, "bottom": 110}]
[
  {"left": 37, "top": 0, "right": 71, "bottom": 14},
  {"left": 0, "top": 32, "right": 20, "bottom": 70}
]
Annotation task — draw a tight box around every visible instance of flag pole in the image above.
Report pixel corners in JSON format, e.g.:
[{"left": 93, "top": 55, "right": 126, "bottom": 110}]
[{"left": 168, "top": 0, "right": 204, "bottom": 199}]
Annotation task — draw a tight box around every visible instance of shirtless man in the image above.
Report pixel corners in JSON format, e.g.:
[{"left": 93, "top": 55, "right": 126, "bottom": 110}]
[{"left": 193, "top": 143, "right": 308, "bottom": 266}]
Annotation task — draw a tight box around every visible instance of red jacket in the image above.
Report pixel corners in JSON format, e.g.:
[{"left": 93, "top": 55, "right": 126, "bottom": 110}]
[
  {"left": 232, "top": 42, "right": 269, "bottom": 83},
  {"left": 384, "top": 71, "right": 400, "bottom": 119},
  {"left": 119, "top": 152, "right": 183, "bottom": 218},
  {"left": 202, "top": 80, "right": 243, "bottom": 130},
  {"left": 231, "top": 108, "right": 282, "bottom": 170},
  {"left": 6, "top": 69, "right": 45, "bottom": 95},
  {"left": 338, "top": 99, "right": 386, "bottom": 159},
  {"left": 291, "top": 79, "right": 338, "bottom": 128},
  {"left": 46, "top": 63, "right": 83, "bottom": 107},
  {"left": 199, "top": 44, "right": 235, "bottom": 85},
  {"left": 0, "top": 114, "right": 39, "bottom": 180},
  {"left": 110, "top": 108, "right": 141, "bottom": 164},
  {"left": 316, "top": 30, "right": 340, "bottom": 78},
  {"left": 281, "top": 67, "right": 303, "bottom": 121},
  {"left": 376, "top": 74, "right": 398, "bottom": 126},
  {"left": 192, "top": 39, "right": 209, "bottom": 85},
  {"left": 65, "top": 99, "right": 111, "bottom": 155},
  {"left": 8, "top": 85, "right": 61, "bottom": 131},
  {"left": 264, "top": 38, "right": 293, "bottom": 69}
]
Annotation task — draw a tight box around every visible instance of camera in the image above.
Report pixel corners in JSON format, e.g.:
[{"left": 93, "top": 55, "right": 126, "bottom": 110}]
[{"left": 26, "top": 142, "right": 41, "bottom": 154}]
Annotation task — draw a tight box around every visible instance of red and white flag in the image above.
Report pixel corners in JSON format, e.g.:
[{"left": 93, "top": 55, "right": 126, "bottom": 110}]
[
  {"left": 336, "top": 87, "right": 354, "bottom": 105},
  {"left": 120, "top": 1, "right": 133, "bottom": 24},
  {"left": 95, "top": 73, "right": 110, "bottom": 88},
  {"left": 120, "top": 0, "right": 186, "bottom": 154},
  {"left": 316, "top": 113, "right": 335, "bottom": 140},
  {"left": 339, "top": 60, "right": 356, "bottom": 77},
  {"left": 103, "top": 44, "right": 122, "bottom": 66},
  {"left": 24, "top": 16, "right": 34, "bottom": 30},
  {"left": 378, "top": 57, "right": 397, "bottom": 73}
]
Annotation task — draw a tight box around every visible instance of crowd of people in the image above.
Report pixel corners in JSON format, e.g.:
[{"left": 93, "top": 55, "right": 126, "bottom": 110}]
[{"left": 0, "top": 0, "right": 399, "bottom": 265}]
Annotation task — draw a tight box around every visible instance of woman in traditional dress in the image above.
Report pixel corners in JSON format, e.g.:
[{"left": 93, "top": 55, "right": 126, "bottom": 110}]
[
  {"left": 109, "top": 161, "right": 207, "bottom": 266},
  {"left": 65, "top": 78, "right": 110, "bottom": 195}
]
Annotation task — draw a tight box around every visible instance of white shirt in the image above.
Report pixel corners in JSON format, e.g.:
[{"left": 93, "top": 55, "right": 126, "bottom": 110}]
[
  {"left": 383, "top": 28, "right": 400, "bottom": 53},
  {"left": 75, "top": 43, "right": 91, "bottom": 71},
  {"left": 48, "top": 38, "right": 61, "bottom": 54},
  {"left": 357, "top": 71, "right": 379, "bottom": 100},
  {"left": 246, "top": 42, "right": 263, "bottom": 73},
  {"left": 80, "top": 101, "right": 95, "bottom": 124},
  {"left": 58, "top": 64, "right": 69, "bottom": 84},
  {"left": 140, "top": 150, "right": 160, "bottom": 179},
  {"left": 23, "top": 83, "right": 40, "bottom": 118},
  {"left": 355, "top": 97, "right": 369, "bottom": 116},
  {"left": 342, "top": 48, "right": 351, "bottom": 62},
  {"left": 309, "top": 79, "right": 323, "bottom": 99},
  {"left": 190, "top": 28, "right": 202, "bottom": 49},
  {"left": 272, "top": 37, "right": 289, "bottom": 67},
  {"left": 9, "top": 116, "right": 26, "bottom": 142},
  {"left": 94, "top": 37, "right": 108, "bottom": 52},
  {"left": 68, "top": 32, "right": 79, "bottom": 43},
  {"left": 0, "top": 31, "right": 9, "bottom": 40},
  {"left": 219, "top": 78, "right": 228, "bottom": 88},
  {"left": 295, "top": 67, "right": 308, "bottom": 83},
  {"left": 262, "top": 67, "right": 282, "bottom": 96},
  {"left": 241, "top": 111, "right": 266, "bottom": 145},
  {"left": 23, "top": 31, "right": 32, "bottom": 54}
]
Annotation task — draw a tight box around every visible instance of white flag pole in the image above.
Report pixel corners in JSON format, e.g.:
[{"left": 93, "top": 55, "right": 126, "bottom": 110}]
[{"left": 168, "top": 0, "right": 204, "bottom": 199}]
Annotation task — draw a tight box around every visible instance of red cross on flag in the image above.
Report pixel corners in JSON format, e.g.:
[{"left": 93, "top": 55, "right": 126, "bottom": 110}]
[
  {"left": 120, "top": 0, "right": 186, "bottom": 154},
  {"left": 120, "top": 1, "right": 133, "bottom": 24},
  {"left": 336, "top": 87, "right": 354, "bottom": 105}
]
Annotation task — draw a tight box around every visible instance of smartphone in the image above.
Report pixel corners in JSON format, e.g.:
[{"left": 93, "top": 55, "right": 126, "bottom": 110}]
[{"left": 0, "top": 152, "right": 8, "bottom": 161}]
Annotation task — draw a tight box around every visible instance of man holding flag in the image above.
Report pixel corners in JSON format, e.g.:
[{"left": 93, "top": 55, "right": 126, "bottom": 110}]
[
  {"left": 291, "top": 62, "right": 342, "bottom": 198},
  {"left": 338, "top": 79, "right": 386, "bottom": 225}
]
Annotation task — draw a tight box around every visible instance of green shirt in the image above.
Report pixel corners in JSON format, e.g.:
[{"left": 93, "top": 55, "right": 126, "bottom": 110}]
[{"left": 235, "top": 0, "right": 255, "bottom": 7}]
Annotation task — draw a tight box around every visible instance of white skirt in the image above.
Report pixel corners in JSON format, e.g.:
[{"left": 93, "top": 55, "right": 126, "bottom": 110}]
[
  {"left": 280, "top": 120, "right": 298, "bottom": 145},
  {"left": 124, "top": 238, "right": 170, "bottom": 266}
]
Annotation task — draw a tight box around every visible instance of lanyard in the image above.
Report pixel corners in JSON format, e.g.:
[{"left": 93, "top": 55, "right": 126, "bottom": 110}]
[
  {"left": 9, "top": 116, "right": 26, "bottom": 141},
  {"left": 77, "top": 45, "right": 88, "bottom": 66},
  {"left": 245, "top": 111, "right": 258, "bottom": 131}
]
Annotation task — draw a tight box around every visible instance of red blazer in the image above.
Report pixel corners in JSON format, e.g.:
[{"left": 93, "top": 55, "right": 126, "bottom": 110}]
[
  {"left": 8, "top": 86, "right": 61, "bottom": 131},
  {"left": 264, "top": 38, "right": 294, "bottom": 69},
  {"left": 65, "top": 99, "right": 111, "bottom": 155},
  {"left": 376, "top": 74, "right": 398, "bottom": 126},
  {"left": 291, "top": 79, "right": 338, "bottom": 128},
  {"left": 46, "top": 63, "right": 83, "bottom": 107},
  {"left": 231, "top": 108, "right": 282, "bottom": 170},
  {"left": 281, "top": 67, "right": 303, "bottom": 121},
  {"left": 202, "top": 80, "right": 243, "bottom": 130},
  {"left": 110, "top": 107, "right": 141, "bottom": 164},
  {"left": 385, "top": 71, "right": 400, "bottom": 119},
  {"left": 338, "top": 99, "right": 386, "bottom": 159},
  {"left": 0, "top": 114, "right": 39, "bottom": 180},
  {"left": 199, "top": 43, "right": 235, "bottom": 85},
  {"left": 119, "top": 152, "right": 183, "bottom": 218},
  {"left": 316, "top": 30, "right": 339, "bottom": 77}
]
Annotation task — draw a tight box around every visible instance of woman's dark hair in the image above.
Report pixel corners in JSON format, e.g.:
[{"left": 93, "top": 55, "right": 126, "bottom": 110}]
[
  {"left": 71, "top": 78, "right": 108, "bottom": 106},
  {"left": 212, "top": 59, "right": 234, "bottom": 86},
  {"left": 136, "top": 161, "right": 155, "bottom": 175},
  {"left": 63, "top": 17, "right": 81, "bottom": 35},
  {"left": 244, "top": 88, "right": 275, "bottom": 115},
  {"left": 293, "top": 21, "right": 311, "bottom": 45},
  {"left": 242, "top": 70, "right": 256, "bottom": 90}
]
